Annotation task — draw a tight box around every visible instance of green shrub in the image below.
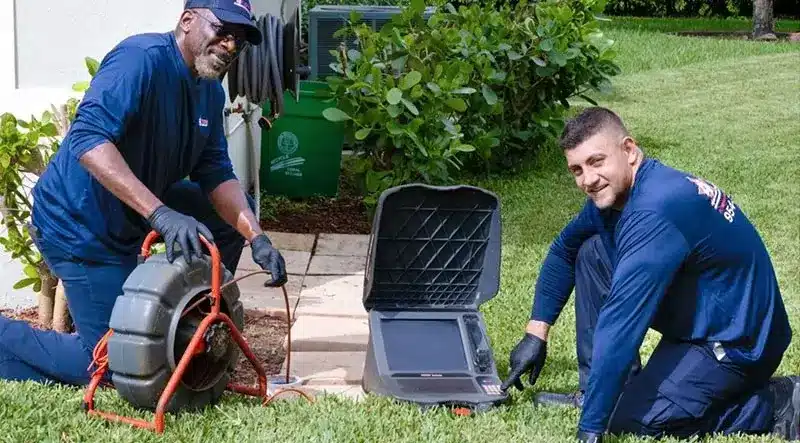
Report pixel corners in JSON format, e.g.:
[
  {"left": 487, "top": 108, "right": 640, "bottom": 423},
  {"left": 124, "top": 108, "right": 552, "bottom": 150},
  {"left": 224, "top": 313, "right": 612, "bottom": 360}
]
[{"left": 321, "top": 0, "right": 619, "bottom": 206}]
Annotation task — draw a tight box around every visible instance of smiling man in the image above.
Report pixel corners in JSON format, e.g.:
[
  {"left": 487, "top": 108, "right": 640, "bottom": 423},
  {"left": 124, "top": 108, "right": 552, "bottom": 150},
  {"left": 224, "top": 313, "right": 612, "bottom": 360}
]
[
  {"left": 500, "top": 107, "right": 799, "bottom": 441},
  {"left": 0, "top": 1, "right": 287, "bottom": 386}
]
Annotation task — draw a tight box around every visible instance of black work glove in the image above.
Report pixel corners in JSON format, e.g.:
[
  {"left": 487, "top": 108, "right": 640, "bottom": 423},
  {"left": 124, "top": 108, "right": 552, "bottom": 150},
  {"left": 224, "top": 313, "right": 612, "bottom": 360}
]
[
  {"left": 500, "top": 332, "right": 547, "bottom": 392},
  {"left": 147, "top": 205, "right": 214, "bottom": 263},
  {"left": 250, "top": 234, "right": 287, "bottom": 287},
  {"left": 577, "top": 430, "right": 603, "bottom": 443}
]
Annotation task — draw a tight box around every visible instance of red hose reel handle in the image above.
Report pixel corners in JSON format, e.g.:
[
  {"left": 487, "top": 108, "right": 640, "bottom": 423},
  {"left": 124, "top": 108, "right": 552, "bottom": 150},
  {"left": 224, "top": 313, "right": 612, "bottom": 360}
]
[{"left": 139, "top": 230, "right": 223, "bottom": 311}]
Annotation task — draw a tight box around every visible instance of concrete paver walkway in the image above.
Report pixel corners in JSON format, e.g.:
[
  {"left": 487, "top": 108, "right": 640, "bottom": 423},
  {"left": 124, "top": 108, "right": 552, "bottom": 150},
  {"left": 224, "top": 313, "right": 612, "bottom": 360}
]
[{"left": 238, "top": 231, "right": 370, "bottom": 401}]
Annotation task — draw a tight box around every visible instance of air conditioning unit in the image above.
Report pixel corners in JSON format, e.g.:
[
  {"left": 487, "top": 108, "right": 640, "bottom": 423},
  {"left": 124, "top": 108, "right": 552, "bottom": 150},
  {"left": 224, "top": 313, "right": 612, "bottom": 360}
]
[{"left": 307, "top": 5, "right": 437, "bottom": 80}]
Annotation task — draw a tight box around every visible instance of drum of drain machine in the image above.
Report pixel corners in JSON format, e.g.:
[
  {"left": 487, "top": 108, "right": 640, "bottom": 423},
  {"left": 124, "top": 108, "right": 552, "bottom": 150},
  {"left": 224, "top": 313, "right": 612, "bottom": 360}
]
[{"left": 105, "top": 250, "right": 245, "bottom": 412}]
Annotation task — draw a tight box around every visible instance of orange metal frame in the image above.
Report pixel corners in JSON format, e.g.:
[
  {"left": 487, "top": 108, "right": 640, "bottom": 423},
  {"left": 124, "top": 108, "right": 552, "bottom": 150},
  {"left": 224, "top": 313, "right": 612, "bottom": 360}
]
[{"left": 81, "top": 231, "right": 277, "bottom": 433}]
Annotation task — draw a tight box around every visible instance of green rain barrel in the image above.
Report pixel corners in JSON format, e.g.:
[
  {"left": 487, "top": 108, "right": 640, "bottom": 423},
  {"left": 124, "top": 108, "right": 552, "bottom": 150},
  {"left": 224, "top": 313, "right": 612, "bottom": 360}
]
[{"left": 260, "top": 81, "right": 344, "bottom": 198}]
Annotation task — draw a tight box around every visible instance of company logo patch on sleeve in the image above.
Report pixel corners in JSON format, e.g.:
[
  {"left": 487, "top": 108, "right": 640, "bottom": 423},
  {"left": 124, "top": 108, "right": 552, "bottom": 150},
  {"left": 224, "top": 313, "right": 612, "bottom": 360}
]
[
  {"left": 198, "top": 117, "right": 208, "bottom": 127},
  {"left": 687, "top": 176, "right": 737, "bottom": 223}
]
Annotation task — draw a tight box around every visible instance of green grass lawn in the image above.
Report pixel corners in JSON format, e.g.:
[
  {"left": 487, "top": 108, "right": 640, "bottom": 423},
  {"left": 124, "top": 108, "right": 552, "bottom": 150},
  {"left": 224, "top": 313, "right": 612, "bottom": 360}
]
[
  {"left": 602, "top": 27, "right": 800, "bottom": 74},
  {"left": 1, "top": 20, "right": 799, "bottom": 443},
  {"left": 600, "top": 16, "right": 800, "bottom": 33}
]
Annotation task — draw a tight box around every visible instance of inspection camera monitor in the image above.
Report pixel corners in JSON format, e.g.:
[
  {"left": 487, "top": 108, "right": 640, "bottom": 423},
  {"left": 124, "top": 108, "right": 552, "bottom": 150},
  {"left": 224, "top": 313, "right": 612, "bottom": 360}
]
[{"left": 361, "top": 184, "right": 509, "bottom": 410}]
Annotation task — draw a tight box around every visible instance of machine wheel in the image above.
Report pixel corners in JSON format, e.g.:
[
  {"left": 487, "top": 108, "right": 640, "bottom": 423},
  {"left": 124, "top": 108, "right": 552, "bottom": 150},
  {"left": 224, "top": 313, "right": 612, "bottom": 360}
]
[{"left": 106, "top": 250, "right": 245, "bottom": 413}]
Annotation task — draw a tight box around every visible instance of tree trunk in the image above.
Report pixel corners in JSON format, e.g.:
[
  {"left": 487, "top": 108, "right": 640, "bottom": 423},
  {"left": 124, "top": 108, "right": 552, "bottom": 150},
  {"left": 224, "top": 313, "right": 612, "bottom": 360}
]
[
  {"left": 37, "top": 272, "right": 57, "bottom": 329},
  {"left": 753, "top": 0, "right": 776, "bottom": 39},
  {"left": 52, "top": 281, "right": 72, "bottom": 332}
]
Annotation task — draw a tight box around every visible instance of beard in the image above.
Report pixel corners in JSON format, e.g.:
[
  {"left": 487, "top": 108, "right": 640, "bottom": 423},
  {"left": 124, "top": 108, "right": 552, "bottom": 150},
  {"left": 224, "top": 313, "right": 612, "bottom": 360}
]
[{"left": 194, "top": 46, "right": 232, "bottom": 79}]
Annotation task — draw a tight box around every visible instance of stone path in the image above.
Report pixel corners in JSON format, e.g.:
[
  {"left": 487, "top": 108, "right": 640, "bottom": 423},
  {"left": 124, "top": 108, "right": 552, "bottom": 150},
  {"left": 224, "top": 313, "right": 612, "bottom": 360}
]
[{"left": 236, "top": 231, "right": 369, "bottom": 401}]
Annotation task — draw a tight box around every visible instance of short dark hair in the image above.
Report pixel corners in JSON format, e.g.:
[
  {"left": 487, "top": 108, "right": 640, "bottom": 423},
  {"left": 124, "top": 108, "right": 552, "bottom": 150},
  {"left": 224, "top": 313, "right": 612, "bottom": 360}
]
[{"left": 559, "top": 107, "right": 629, "bottom": 150}]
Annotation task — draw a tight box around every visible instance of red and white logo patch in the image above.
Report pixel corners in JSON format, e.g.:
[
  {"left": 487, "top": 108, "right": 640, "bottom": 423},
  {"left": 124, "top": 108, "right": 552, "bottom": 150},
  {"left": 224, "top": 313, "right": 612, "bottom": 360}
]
[
  {"left": 233, "top": 0, "right": 252, "bottom": 14},
  {"left": 686, "top": 176, "right": 737, "bottom": 223}
]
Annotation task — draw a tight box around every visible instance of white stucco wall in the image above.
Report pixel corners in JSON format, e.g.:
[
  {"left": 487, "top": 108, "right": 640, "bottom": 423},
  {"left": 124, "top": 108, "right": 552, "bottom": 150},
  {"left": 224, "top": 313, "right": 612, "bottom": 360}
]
[
  {"left": 0, "top": 0, "right": 15, "bottom": 92},
  {"left": 12, "top": 0, "right": 285, "bottom": 89},
  {"left": 14, "top": 1, "right": 186, "bottom": 89}
]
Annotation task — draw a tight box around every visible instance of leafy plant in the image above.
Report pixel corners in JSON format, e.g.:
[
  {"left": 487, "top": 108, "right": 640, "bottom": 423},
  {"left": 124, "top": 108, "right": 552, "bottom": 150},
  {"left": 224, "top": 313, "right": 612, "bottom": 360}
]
[
  {"left": 0, "top": 56, "right": 97, "bottom": 328},
  {"left": 0, "top": 113, "right": 56, "bottom": 293},
  {"left": 322, "top": 0, "right": 619, "bottom": 207}
]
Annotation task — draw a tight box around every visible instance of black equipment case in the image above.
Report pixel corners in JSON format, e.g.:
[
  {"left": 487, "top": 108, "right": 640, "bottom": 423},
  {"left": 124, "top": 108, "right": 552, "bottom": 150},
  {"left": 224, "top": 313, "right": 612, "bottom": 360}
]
[{"left": 361, "top": 184, "right": 509, "bottom": 411}]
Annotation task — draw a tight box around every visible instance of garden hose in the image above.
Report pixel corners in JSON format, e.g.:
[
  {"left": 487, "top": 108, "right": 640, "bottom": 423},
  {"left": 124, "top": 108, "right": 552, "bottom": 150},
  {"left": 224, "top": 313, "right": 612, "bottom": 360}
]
[{"left": 227, "top": 11, "right": 309, "bottom": 121}]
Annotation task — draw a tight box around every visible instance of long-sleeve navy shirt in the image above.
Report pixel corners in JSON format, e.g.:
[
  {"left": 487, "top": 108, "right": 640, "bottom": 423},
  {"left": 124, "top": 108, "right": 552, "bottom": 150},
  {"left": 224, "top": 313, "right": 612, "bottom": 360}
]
[
  {"left": 530, "top": 157, "right": 792, "bottom": 433},
  {"left": 32, "top": 32, "right": 236, "bottom": 263}
]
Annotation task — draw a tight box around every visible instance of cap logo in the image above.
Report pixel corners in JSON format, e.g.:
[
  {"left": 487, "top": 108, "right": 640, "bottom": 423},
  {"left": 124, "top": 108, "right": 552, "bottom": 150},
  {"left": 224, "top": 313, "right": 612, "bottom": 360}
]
[{"left": 233, "top": 0, "right": 252, "bottom": 14}]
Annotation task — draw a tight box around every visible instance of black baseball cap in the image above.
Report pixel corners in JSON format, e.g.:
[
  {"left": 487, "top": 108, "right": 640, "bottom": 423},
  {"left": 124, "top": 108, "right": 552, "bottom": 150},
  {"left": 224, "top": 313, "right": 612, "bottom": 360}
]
[{"left": 185, "top": 0, "right": 262, "bottom": 45}]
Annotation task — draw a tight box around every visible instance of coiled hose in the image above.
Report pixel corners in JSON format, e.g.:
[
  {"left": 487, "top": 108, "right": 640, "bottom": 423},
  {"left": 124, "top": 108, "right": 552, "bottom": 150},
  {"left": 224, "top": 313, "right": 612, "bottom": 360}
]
[{"left": 227, "top": 12, "right": 306, "bottom": 118}]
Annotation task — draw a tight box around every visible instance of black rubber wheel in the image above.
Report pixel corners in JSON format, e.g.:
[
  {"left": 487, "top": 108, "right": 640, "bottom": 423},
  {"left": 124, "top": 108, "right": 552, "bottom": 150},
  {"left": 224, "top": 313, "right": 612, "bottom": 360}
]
[{"left": 106, "top": 250, "right": 244, "bottom": 413}]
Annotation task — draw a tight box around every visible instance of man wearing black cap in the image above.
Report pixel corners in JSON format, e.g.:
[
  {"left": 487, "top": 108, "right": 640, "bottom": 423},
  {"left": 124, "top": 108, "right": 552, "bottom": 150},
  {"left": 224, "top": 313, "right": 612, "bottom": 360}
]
[{"left": 0, "top": 1, "right": 287, "bottom": 385}]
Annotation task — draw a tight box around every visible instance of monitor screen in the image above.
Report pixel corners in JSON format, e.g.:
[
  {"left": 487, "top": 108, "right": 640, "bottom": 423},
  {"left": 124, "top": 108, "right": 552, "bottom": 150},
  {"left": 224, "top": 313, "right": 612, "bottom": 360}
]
[{"left": 381, "top": 319, "right": 469, "bottom": 373}]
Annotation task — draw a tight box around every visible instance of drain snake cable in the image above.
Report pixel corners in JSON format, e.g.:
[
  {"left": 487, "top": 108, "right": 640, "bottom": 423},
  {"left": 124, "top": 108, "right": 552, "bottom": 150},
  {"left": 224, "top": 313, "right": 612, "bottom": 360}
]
[{"left": 88, "top": 269, "right": 312, "bottom": 407}]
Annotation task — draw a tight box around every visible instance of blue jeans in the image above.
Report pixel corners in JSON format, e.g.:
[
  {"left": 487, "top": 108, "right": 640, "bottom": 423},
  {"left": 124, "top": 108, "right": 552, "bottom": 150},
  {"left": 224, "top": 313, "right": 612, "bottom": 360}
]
[
  {"left": 0, "top": 180, "right": 254, "bottom": 386},
  {"left": 575, "top": 235, "right": 780, "bottom": 438}
]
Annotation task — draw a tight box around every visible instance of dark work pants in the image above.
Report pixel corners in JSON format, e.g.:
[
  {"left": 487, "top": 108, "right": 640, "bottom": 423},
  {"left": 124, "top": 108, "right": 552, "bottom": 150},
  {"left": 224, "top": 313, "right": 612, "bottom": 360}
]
[
  {"left": 575, "top": 234, "right": 780, "bottom": 438},
  {"left": 0, "top": 180, "right": 254, "bottom": 386}
]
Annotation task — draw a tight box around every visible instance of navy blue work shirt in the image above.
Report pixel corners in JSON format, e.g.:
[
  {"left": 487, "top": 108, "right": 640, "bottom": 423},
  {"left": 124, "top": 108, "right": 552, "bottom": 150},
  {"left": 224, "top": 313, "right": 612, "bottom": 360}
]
[
  {"left": 32, "top": 32, "right": 236, "bottom": 263},
  {"left": 530, "top": 156, "right": 792, "bottom": 433}
]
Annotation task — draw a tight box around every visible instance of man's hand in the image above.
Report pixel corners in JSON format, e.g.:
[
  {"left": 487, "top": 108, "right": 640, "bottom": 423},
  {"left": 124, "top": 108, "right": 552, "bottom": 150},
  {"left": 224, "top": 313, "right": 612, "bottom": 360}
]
[
  {"left": 500, "top": 332, "right": 547, "bottom": 391},
  {"left": 147, "top": 205, "right": 214, "bottom": 263},
  {"left": 250, "top": 234, "right": 287, "bottom": 287},
  {"left": 576, "top": 430, "right": 603, "bottom": 442}
]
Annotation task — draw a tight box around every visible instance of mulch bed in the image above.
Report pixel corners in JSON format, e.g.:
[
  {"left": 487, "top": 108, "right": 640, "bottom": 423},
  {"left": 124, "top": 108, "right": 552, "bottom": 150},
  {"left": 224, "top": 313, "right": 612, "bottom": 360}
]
[
  {"left": 230, "top": 309, "right": 290, "bottom": 386},
  {"left": 0, "top": 306, "right": 289, "bottom": 387},
  {"left": 258, "top": 172, "right": 373, "bottom": 235},
  {"left": 259, "top": 194, "right": 372, "bottom": 235},
  {"left": 0, "top": 307, "right": 47, "bottom": 329}
]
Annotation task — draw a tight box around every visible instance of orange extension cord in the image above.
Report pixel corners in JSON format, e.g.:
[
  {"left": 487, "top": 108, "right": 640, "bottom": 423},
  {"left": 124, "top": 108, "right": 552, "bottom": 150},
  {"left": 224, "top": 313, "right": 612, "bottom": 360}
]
[{"left": 87, "top": 269, "right": 311, "bottom": 406}]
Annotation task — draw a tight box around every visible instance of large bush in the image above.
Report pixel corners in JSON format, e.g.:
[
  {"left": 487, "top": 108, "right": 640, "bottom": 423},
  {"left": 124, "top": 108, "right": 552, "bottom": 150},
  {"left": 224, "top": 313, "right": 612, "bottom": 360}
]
[{"left": 321, "top": 0, "right": 619, "bottom": 206}]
